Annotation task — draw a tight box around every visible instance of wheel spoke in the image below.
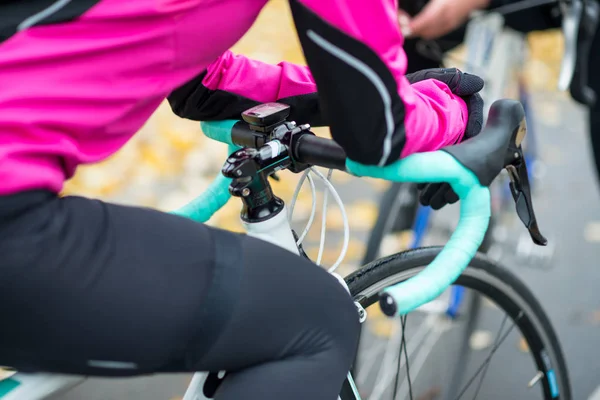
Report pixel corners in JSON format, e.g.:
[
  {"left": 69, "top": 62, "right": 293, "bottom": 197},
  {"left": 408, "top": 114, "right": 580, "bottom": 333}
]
[
  {"left": 400, "top": 315, "right": 414, "bottom": 400},
  {"left": 370, "top": 314, "right": 437, "bottom": 399},
  {"left": 392, "top": 316, "right": 405, "bottom": 400},
  {"left": 470, "top": 315, "right": 509, "bottom": 399},
  {"left": 392, "top": 326, "right": 402, "bottom": 399},
  {"left": 394, "top": 316, "right": 449, "bottom": 400},
  {"left": 370, "top": 319, "right": 405, "bottom": 400},
  {"left": 454, "top": 311, "right": 524, "bottom": 400}
]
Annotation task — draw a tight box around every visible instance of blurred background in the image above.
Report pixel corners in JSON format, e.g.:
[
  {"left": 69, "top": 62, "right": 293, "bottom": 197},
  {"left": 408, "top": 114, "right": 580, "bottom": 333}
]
[{"left": 52, "top": 0, "right": 600, "bottom": 399}]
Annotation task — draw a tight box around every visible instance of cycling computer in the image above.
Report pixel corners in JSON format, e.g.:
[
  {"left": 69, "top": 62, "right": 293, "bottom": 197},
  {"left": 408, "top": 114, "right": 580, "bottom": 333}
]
[{"left": 242, "top": 103, "right": 291, "bottom": 132}]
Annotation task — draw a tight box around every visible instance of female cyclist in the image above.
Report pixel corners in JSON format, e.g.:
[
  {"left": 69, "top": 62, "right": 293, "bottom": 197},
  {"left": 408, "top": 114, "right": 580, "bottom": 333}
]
[{"left": 0, "top": 0, "right": 483, "bottom": 399}]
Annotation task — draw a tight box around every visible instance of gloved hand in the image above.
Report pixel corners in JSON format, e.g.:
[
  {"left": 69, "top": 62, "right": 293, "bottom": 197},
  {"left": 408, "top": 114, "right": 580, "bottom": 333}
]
[{"left": 406, "top": 67, "right": 484, "bottom": 209}]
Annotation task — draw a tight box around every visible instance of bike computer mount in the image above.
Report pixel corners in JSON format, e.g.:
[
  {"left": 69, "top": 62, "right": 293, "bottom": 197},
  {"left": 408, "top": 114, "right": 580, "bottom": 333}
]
[
  {"left": 242, "top": 102, "right": 292, "bottom": 133},
  {"left": 223, "top": 103, "right": 313, "bottom": 222},
  {"left": 237, "top": 102, "right": 313, "bottom": 173}
]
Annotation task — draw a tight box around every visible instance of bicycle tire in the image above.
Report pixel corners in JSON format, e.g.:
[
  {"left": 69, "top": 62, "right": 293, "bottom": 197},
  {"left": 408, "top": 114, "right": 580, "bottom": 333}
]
[{"left": 342, "top": 247, "right": 571, "bottom": 400}]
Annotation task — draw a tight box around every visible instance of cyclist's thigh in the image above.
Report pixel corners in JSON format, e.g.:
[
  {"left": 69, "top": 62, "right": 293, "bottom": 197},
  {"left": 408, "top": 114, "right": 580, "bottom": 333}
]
[
  {"left": 186, "top": 225, "right": 359, "bottom": 400},
  {"left": 191, "top": 232, "right": 359, "bottom": 373},
  {"left": 0, "top": 190, "right": 357, "bottom": 377},
  {"left": 0, "top": 190, "right": 220, "bottom": 374}
]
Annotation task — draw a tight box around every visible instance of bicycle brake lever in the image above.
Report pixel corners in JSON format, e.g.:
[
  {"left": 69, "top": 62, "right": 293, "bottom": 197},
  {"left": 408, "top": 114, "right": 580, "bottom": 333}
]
[{"left": 505, "top": 149, "right": 548, "bottom": 246}]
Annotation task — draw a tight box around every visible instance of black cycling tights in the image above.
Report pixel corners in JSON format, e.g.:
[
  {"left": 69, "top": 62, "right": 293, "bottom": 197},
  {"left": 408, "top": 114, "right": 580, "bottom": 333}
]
[{"left": 0, "top": 191, "right": 360, "bottom": 400}]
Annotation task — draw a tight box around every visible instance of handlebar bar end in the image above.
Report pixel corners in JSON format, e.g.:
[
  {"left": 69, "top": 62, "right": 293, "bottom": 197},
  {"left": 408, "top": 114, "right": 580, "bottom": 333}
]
[{"left": 379, "top": 292, "right": 398, "bottom": 317}]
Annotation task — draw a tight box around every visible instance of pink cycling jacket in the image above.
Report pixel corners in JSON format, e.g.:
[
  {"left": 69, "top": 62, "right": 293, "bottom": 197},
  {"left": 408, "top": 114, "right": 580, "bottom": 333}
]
[{"left": 0, "top": 0, "right": 467, "bottom": 195}]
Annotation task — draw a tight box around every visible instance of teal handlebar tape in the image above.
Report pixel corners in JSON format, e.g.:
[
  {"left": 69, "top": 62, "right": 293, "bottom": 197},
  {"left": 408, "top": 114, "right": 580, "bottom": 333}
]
[
  {"left": 170, "top": 166, "right": 233, "bottom": 223},
  {"left": 170, "top": 120, "right": 240, "bottom": 222},
  {"left": 200, "top": 120, "right": 239, "bottom": 146},
  {"left": 347, "top": 152, "right": 491, "bottom": 315},
  {"left": 171, "top": 121, "right": 241, "bottom": 222}
]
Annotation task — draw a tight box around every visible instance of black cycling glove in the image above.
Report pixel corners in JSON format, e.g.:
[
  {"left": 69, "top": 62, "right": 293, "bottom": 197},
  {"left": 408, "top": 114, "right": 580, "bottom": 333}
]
[{"left": 406, "top": 68, "right": 485, "bottom": 210}]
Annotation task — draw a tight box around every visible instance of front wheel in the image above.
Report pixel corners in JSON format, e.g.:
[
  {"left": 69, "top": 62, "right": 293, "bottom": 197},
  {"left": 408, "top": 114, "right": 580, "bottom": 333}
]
[{"left": 342, "top": 247, "right": 571, "bottom": 400}]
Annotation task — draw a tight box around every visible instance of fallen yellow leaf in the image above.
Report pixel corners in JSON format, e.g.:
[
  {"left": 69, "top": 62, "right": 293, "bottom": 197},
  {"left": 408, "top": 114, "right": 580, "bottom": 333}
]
[{"left": 519, "top": 337, "right": 530, "bottom": 353}]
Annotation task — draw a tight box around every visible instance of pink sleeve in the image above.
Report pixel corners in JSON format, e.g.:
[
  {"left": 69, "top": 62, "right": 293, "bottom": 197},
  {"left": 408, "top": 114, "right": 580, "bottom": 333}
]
[
  {"left": 202, "top": 50, "right": 317, "bottom": 101},
  {"left": 404, "top": 79, "right": 469, "bottom": 156},
  {"left": 289, "top": 0, "right": 468, "bottom": 164},
  {"left": 168, "top": 50, "right": 324, "bottom": 125}
]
